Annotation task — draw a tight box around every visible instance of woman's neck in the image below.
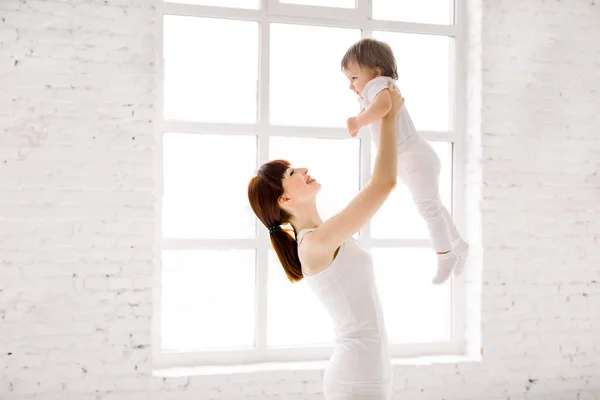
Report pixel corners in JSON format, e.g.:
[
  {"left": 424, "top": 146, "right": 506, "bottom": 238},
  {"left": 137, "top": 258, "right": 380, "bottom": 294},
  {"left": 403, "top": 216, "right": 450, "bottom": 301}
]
[
  {"left": 289, "top": 205, "right": 323, "bottom": 234},
  {"left": 292, "top": 219, "right": 322, "bottom": 234}
]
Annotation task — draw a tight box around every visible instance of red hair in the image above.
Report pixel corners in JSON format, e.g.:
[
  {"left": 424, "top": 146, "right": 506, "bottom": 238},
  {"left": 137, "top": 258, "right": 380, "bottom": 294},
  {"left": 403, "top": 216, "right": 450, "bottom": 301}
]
[{"left": 248, "top": 160, "right": 303, "bottom": 282}]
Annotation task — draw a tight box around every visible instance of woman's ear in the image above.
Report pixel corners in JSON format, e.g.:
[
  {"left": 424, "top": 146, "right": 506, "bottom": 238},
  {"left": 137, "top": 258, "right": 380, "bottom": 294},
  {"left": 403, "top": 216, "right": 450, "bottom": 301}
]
[{"left": 278, "top": 195, "right": 293, "bottom": 207}]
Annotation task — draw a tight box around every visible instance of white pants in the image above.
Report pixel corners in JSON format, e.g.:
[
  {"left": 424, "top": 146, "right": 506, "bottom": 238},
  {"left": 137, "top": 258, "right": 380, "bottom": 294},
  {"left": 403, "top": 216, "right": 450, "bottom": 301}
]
[
  {"left": 398, "top": 137, "right": 460, "bottom": 252},
  {"left": 322, "top": 350, "right": 392, "bottom": 400}
]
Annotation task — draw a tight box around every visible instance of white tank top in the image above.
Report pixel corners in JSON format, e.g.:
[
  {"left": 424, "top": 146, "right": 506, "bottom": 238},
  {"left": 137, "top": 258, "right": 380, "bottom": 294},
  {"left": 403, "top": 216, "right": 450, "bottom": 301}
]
[{"left": 297, "top": 229, "right": 392, "bottom": 390}]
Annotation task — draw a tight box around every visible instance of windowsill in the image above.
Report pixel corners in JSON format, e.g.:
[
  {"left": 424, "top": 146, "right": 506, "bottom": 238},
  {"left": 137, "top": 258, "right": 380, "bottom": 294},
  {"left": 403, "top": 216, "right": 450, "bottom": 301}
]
[{"left": 153, "top": 354, "right": 480, "bottom": 377}]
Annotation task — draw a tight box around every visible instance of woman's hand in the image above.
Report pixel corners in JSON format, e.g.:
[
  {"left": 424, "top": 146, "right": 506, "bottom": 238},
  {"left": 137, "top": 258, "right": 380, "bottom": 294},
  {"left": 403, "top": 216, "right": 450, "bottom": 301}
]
[{"left": 383, "top": 83, "right": 404, "bottom": 120}]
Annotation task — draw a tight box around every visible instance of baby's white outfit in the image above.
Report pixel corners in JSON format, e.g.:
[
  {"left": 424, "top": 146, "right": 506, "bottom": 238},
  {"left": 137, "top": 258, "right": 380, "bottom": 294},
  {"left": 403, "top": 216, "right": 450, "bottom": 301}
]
[
  {"left": 298, "top": 229, "right": 393, "bottom": 400},
  {"left": 360, "top": 76, "right": 462, "bottom": 254}
]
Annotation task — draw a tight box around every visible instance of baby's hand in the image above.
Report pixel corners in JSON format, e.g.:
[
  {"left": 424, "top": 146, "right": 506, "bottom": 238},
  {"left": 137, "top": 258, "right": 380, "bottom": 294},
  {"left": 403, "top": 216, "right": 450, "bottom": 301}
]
[{"left": 347, "top": 117, "right": 360, "bottom": 137}]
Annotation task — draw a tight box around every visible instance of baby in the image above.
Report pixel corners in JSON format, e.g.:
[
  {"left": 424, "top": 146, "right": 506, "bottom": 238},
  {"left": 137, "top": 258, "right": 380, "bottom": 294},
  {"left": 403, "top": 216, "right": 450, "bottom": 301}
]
[{"left": 341, "top": 38, "right": 469, "bottom": 284}]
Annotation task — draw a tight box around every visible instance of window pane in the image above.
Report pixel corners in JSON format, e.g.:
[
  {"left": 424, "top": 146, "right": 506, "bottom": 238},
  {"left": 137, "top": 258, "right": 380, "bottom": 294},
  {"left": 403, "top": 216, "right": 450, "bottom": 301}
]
[
  {"left": 370, "top": 141, "right": 451, "bottom": 239},
  {"left": 164, "top": 16, "right": 258, "bottom": 123},
  {"left": 267, "top": 250, "right": 334, "bottom": 346},
  {"left": 161, "top": 249, "right": 255, "bottom": 351},
  {"left": 162, "top": 133, "right": 257, "bottom": 239},
  {"left": 270, "top": 24, "right": 361, "bottom": 127},
  {"left": 373, "top": 31, "right": 451, "bottom": 131},
  {"left": 372, "top": 0, "right": 453, "bottom": 25},
  {"left": 372, "top": 248, "right": 451, "bottom": 343},
  {"left": 281, "top": 0, "right": 355, "bottom": 8},
  {"left": 165, "top": 0, "right": 259, "bottom": 8},
  {"left": 269, "top": 137, "right": 360, "bottom": 221}
]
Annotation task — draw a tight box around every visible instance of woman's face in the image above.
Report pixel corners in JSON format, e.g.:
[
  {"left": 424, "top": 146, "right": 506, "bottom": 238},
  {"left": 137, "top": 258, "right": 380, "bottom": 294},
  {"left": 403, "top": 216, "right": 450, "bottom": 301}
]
[{"left": 280, "top": 167, "right": 321, "bottom": 205}]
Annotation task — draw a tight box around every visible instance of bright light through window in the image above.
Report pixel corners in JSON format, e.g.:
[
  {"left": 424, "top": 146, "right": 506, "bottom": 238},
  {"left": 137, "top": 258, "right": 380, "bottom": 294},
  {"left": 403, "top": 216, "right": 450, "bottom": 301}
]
[
  {"left": 164, "top": 16, "right": 259, "bottom": 124},
  {"left": 161, "top": 249, "right": 256, "bottom": 352},
  {"left": 372, "top": 0, "right": 453, "bottom": 25},
  {"left": 159, "top": 0, "right": 463, "bottom": 365},
  {"left": 281, "top": 0, "right": 356, "bottom": 8},
  {"left": 270, "top": 23, "right": 360, "bottom": 127}
]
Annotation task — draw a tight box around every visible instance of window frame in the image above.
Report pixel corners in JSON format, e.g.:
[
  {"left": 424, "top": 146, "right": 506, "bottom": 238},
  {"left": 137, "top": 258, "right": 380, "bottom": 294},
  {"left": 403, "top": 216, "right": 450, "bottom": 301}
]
[{"left": 154, "top": 0, "right": 467, "bottom": 369}]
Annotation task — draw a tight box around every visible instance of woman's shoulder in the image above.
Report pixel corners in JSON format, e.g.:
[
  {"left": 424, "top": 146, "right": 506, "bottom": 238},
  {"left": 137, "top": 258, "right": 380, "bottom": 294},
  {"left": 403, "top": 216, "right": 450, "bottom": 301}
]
[
  {"left": 296, "top": 228, "right": 318, "bottom": 266},
  {"left": 297, "top": 228, "right": 344, "bottom": 276},
  {"left": 296, "top": 228, "right": 315, "bottom": 246}
]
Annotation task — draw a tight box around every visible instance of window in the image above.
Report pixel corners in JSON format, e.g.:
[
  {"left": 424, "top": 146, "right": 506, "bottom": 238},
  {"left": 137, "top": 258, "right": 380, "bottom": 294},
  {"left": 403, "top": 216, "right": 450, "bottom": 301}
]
[{"left": 156, "top": 0, "right": 465, "bottom": 368}]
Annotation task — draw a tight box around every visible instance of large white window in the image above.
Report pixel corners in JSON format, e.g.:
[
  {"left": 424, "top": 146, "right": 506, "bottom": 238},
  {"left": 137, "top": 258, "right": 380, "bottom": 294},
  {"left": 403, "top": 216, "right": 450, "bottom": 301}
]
[{"left": 155, "top": 0, "right": 466, "bottom": 368}]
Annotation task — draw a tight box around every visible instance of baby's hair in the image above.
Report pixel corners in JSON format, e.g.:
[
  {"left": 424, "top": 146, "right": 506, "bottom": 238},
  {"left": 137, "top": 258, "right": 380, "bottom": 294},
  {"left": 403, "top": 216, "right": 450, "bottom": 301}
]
[{"left": 341, "top": 38, "right": 398, "bottom": 80}]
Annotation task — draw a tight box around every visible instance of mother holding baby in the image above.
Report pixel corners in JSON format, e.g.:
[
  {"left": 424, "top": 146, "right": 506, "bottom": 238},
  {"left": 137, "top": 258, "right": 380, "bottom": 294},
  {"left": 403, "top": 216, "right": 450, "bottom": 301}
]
[{"left": 247, "top": 76, "right": 402, "bottom": 399}]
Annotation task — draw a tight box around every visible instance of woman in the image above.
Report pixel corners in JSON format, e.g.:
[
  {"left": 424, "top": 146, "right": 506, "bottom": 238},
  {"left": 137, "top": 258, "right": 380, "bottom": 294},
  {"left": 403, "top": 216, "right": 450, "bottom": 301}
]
[{"left": 247, "top": 83, "right": 403, "bottom": 400}]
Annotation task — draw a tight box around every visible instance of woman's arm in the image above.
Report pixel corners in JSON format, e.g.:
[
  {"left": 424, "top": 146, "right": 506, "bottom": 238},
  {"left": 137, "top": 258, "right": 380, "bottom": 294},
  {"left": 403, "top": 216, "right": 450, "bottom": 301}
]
[{"left": 301, "top": 84, "right": 402, "bottom": 267}]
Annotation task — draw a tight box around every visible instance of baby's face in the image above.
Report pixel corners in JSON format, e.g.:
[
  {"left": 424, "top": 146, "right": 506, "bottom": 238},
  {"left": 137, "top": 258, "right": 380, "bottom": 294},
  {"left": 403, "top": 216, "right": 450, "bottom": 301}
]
[{"left": 343, "top": 62, "right": 379, "bottom": 97}]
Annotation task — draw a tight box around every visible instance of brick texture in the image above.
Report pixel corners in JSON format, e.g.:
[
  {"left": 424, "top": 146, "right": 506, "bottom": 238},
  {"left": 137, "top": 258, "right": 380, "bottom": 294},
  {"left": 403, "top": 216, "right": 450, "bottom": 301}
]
[{"left": 1, "top": 0, "right": 599, "bottom": 399}]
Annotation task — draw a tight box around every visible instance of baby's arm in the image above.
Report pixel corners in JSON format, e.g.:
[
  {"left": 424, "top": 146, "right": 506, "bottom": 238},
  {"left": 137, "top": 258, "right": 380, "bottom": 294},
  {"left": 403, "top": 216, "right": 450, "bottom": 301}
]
[
  {"left": 357, "top": 90, "right": 392, "bottom": 128},
  {"left": 347, "top": 107, "right": 366, "bottom": 137},
  {"left": 347, "top": 92, "right": 392, "bottom": 136}
]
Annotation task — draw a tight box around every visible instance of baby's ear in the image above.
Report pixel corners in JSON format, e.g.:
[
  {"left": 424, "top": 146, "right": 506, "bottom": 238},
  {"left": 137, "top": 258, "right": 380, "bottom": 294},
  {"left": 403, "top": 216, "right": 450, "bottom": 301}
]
[{"left": 374, "top": 67, "right": 383, "bottom": 77}]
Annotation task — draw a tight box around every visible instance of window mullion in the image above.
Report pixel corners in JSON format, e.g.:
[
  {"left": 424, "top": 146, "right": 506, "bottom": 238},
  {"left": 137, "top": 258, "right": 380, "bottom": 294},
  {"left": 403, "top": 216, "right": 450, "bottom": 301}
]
[
  {"left": 358, "top": 135, "right": 372, "bottom": 241},
  {"left": 255, "top": 230, "right": 269, "bottom": 351},
  {"left": 356, "top": 0, "right": 371, "bottom": 240},
  {"left": 154, "top": 0, "right": 166, "bottom": 364},
  {"left": 366, "top": 19, "right": 458, "bottom": 37},
  {"left": 255, "top": 4, "right": 270, "bottom": 351},
  {"left": 267, "top": 0, "right": 361, "bottom": 21},
  {"left": 162, "top": 238, "right": 258, "bottom": 249},
  {"left": 357, "top": 0, "right": 372, "bottom": 36},
  {"left": 450, "top": 0, "right": 467, "bottom": 351},
  {"left": 163, "top": 2, "right": 262, "bottom": 21}
]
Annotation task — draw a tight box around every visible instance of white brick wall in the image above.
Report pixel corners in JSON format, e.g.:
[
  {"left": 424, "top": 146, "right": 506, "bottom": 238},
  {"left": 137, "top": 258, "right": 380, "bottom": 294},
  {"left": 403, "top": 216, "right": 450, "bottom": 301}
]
[{"left": 1, "top": 0, "right": 599, "bottom": 399}]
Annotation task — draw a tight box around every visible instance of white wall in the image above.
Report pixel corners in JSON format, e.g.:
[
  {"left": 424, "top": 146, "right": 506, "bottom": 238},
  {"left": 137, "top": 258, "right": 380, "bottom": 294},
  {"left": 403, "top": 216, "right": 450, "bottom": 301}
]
[{"left": 1, "top": 0, "right": 599, "bottom": 399}]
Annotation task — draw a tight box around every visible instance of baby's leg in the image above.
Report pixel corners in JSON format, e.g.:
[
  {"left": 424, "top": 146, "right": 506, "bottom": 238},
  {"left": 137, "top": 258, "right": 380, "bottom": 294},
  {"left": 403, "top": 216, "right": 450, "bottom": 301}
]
[
  {"left": 439, "top": 205, "right": 459, "bottom": 243},
  {"left": 441, "top": 207, "right": 469, "bottom": 276},
  {"left": 399, "top": 140, "right": 456, "bottom": 284}
]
